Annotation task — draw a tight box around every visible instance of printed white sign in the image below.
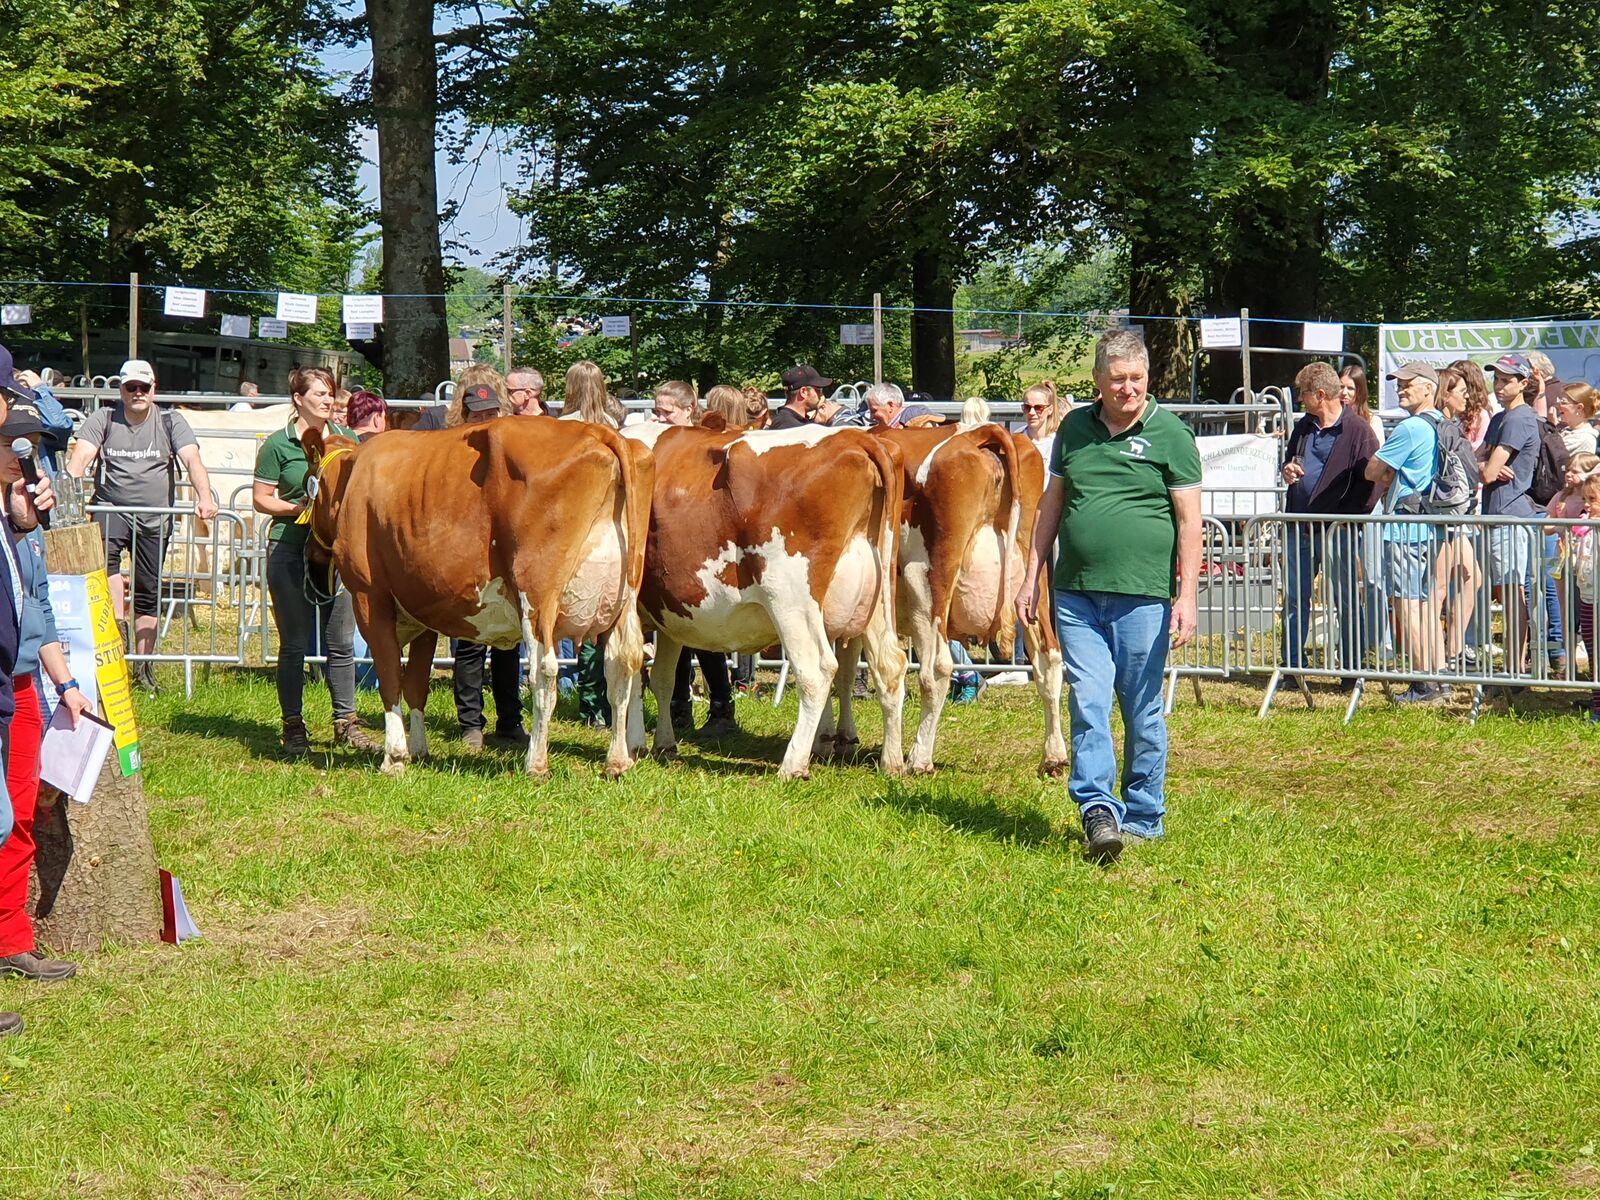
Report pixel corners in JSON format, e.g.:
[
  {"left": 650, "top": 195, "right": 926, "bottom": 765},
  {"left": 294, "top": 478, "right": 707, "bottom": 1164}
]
[
  {"left": 1197, "top": 434, "right": 1281, "bottom": 517},
  {"left": 342, "top": 294, "right": 383, "bottom": 324},
  {"left": 600, "top": 315, "right": 632, "bottom": 338},
  {"left": 840, "top": 323, "right": 875, "bottom": 346},
  {"left": 1, "top": 305, "right": 31, "bottom": 326},
  {"left": 163, "top": 287, "right": 207, "bottom": 318},
  {"left": 219, "top": 314, "right": 252, "bottom": 339},
  {"left": 1199, "top": 317, "right": 1243, "bottom": 349},
  {"left": 276, "top": 292, "right": 319, "bottom": 324},
  {"left": 345, "top": 322, "right": 376, "bottom": 341},
  {"left": 1302, "top": 322, "right": 1344, "bottom": 353},
  {"left": 258, "top": 317, "right": 289, "bottom": 339},
  {"left": 1378, "top": 318, "right": 1600, "bottom": 408}
]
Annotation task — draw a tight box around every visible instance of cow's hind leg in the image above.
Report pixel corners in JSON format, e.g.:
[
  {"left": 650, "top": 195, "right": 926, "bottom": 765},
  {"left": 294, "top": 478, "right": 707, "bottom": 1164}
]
[
  {"left": 771, "top": 609, "right": 838, "bottom": 780},
  {"left": 521, "top": 599, "right": 558, "bottom": 779},
  {"left": 402, "top": 629, "right": 437, "bottom": 762},
  {"left": 648, "top": 635, "right": 685, "bottom": 758},
  {"left": 908, "top": 612, "right": 952, "bottom": 775},
  {"left": 817, "top": 637, "right": 863, "bottom": 760},
  {"left": 862, "top": 600, "right": 908, "bottom": 777},
  {"left": 1024, "top": 612, "right": 1068, "bottom": 776},
  {"left": 602, "top": 605, "right": 645, "bottom": 778}
]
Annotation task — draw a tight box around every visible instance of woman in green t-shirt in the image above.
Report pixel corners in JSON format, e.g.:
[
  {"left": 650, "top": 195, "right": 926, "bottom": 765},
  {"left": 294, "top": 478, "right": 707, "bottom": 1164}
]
[{"left": 251, "top": 366, "right": 377, "bottom": 757}]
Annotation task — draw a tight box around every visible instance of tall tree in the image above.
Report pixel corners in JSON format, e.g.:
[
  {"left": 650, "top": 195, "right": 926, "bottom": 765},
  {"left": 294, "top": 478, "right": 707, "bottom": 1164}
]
[{"left": 366, "top": 0, "right": 449, "bottom": 398}]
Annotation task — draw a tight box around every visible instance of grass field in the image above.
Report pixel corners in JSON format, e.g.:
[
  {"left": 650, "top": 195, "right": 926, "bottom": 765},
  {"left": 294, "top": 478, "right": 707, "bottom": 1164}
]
[{"left": 2, "top": 670, "right": 1598, "bottom": 1198}]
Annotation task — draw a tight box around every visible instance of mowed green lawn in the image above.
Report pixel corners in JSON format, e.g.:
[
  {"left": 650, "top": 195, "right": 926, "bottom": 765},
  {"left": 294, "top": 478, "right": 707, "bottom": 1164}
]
[{"left": 2, "top": 670, "right": 1598, "bottom": 1198}]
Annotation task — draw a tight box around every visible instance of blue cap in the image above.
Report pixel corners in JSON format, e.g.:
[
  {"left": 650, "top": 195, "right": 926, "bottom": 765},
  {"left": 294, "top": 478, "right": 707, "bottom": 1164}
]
[{"left": 0, "top": 345, "right": 38, "bottom": 404}]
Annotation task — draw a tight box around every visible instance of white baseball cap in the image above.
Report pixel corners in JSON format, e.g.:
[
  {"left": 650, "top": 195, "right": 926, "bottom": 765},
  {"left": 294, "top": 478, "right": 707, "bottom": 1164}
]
[{"left": 119, "top": 359, "right": 156, "bottom": 386}]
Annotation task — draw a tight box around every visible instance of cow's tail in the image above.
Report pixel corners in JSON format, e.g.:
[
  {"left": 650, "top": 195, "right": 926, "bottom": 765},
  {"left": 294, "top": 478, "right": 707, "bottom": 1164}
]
[
  {"left": 859, "top": 434, "right": 905, "bottom": 638},
  {"left": 593, "top": 426, "right": 653, "bottom": 600},
  {"left": 959, "top": 424, "right": 1022, "bottom": 652}
]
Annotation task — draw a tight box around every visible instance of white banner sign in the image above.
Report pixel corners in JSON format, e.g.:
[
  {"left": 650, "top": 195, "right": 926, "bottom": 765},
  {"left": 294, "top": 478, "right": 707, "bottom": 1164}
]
[
  {"left": 1199, "top": 317, "right": 1243, "bottom": 349},
  {"left": 276, "top": 292, "right": 319, "bottom": 324},
  {"left": 600, "top": 315, "right": 632, "bottom": 338},
  {"left": 163, "top": 287, "right": 207, "bottom": 318},
  {"left": 1302, "top": 321, "right": 1344, "bottom": 353},
  {"left": 1, "top": 304, "right": 31, "bottom": 326},
  {"left": 258, "top": 317, "right": 288, "bottom": 339},
  {"left": 219, "top": 314, "right": 252, "bottom": 339},
  {"left": 345, "top": 322, "right": 376, "bottom": 341},
  {"left": 1198, "top": 434, "right": 1280, "bottom": 516},
  {"left": 840, "top": 323, "right": 875, "bottom": 346},
  {"left": 1378, "top": 318, "right": 1600, "bottom": 408},
  {"left": 342, "top": 294, "right": 383, "bottom": 324}
]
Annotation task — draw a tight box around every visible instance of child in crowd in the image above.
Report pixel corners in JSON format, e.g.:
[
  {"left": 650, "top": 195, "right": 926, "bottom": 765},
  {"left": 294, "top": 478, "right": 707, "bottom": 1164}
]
[
  {"left": 1547, "top": 452, "right": 1600, "bottom": 522},
  {"left": 1569, "top": 475, "right": 1600, "bottom": 719}
]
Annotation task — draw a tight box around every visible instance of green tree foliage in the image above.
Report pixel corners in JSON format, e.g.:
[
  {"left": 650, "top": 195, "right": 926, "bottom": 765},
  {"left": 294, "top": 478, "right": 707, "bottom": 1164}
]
[{"left": 0, "top": 0, "right": 365, "bottom": 340}]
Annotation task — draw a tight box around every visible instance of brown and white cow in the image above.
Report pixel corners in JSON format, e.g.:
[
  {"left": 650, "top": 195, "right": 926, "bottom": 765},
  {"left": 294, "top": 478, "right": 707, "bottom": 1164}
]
[
  {"left": 302, "top": 420, "right": 653, "bottom": 778},
  {"left": 621, "top": 421, "right": 908, "bottom": 779},
  {"left": 823, "top": 424, "right": 1067, "bottom": 774}
]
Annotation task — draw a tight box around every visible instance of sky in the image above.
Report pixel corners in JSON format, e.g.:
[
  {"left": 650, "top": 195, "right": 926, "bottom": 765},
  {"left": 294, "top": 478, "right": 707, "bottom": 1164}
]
[{"left": 324, "top": 36, "right": 524, "bottom": 269}]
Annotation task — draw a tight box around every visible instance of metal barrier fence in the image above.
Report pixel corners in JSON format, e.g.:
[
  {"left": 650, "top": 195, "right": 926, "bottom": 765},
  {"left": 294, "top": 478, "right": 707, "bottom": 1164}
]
[{"left": 1243, "top": 511, "right": 1599, "bottom": 723}]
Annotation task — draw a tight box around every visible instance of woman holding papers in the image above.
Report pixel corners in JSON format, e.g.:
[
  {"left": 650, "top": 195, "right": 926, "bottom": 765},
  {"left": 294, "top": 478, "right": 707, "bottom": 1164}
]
[{"left": 0, "top": 408, "right": 90, "bottom": 984}]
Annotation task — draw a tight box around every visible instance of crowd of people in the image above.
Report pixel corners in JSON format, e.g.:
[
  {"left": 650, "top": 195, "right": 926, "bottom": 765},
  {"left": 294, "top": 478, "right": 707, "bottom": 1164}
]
[{"left": 1279, "top": 352, "right": 1600, "bottom": 710}]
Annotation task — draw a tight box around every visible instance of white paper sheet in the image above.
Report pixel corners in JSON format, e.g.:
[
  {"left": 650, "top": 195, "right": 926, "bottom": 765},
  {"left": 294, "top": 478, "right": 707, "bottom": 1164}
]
[
  {"left": 276, "top": 292, "right": 319, "bottom": 324},
  {"left": 164, "top": 287, "right": 207, "bottom": 318},
  {"left": 39, "top": 704, "right": 115, "bottom": 804}
]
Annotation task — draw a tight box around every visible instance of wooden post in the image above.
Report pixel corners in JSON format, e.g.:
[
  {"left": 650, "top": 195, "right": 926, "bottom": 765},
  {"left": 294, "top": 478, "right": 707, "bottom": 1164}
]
[
  {"left": 128, "top": 272, "right": 140, "bottom": 362},
  {"left": 28, "top": 521, "right": 161, "bottom": 953},
  {"left": 872, "top": 293, "right": 883, "bottom": 385},
  {"left": 502, "top": 284, "right": 513, "bottom": 371},
  {"left": 630, "top": 310, "right": 640, "bottom": 387},
  {"left": 1239, "top": 306, "right": 1252, "bottom": 403},
  {"left": 79, "top": 299, "right": 90, "bottom": 379}
]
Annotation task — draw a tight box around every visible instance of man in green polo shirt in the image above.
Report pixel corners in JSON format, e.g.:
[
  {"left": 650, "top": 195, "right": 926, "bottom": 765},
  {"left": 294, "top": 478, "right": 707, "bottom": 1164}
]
[{"left": 1018, "top": 330, "right": 1203, "bottom": 864}]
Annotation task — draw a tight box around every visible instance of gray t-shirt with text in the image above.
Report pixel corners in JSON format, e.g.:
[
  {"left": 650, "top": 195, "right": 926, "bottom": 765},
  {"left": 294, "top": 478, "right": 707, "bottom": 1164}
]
[{"left": 77, "top": 404, "right": 199, "bottom": 509}]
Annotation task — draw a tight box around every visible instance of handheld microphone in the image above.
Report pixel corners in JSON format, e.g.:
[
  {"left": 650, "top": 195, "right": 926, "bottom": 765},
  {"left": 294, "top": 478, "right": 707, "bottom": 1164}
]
[
  {"left": 10, "top": 437, "right": 47, "bottom": 528},
  {"left": 10, "top": 438, "right": 39, "bottom": 491}
]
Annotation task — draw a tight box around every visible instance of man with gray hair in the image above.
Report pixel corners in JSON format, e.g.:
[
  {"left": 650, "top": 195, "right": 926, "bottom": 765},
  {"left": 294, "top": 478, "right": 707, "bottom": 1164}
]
[
  {"left": 508, "top": 367, "right": 548, "bottom": 416},
  {"left": 1017, "top": 329, "right": 1202, "bottom": 864},
  {"left": 865, "top": 383, "right": 937, "bottom": 428}
]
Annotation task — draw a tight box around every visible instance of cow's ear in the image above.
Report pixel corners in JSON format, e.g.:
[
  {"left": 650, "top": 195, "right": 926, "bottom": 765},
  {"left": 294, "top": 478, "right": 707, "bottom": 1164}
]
[
  {"left": 303, "top": 427, "right": 325, "bottom": 467},
  {"left": 701, "top": 412, "right": 728, "bottom": 432}
]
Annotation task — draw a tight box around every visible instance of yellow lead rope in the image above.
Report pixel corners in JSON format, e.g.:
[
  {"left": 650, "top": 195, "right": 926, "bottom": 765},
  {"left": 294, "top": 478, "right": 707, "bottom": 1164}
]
[{"left": 294, "top": 445, "right": 355, "bottom": 525}]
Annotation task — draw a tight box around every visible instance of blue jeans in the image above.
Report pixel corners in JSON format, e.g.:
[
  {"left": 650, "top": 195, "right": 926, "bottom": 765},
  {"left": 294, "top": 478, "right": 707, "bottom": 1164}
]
[
  {"left": 1280, "top": 522, "right": 1361, "bottom": 671},
  {"left": 1055, "top": 590, "right": 1171, "bottom": 839}
]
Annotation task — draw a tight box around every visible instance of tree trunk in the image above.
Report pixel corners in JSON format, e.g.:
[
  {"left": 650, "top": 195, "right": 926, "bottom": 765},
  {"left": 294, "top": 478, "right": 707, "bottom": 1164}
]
[
  {"left": 1128, "top": 232, "right": 1193, "bottom": 401},
  {"left": 910, "top": 247, "right": 955, "bottom": 399},
  {"left": 28, "top": 522, "right": 160, "bottom": 953},
  {"left": 367, "top": 0, "right": 449, "bottom": 400}
]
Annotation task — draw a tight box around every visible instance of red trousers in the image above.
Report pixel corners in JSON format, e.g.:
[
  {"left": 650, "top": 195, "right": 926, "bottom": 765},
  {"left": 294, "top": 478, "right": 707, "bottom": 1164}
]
[{"left": 0, "top": 674, "right": 43, "bottom": 955}]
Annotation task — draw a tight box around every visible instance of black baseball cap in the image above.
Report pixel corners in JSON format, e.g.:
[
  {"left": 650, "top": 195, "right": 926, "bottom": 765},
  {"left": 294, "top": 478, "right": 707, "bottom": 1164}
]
[
  {"left": 0, "top": 403, "right": 45, "bottom": 441},
  {"left": 781, "top": 364, "right": 833, "bottom": 394},
  {"left": 461, "top": 384, "right": 500, "bottom": 412}
]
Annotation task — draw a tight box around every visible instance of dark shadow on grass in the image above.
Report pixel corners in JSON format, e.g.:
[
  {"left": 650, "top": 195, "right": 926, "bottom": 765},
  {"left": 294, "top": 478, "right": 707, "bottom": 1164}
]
[
  {"left": 869, "top": 779, "right": 1059, "bottom": 847},
  {"left": 168, "top": 710, "right": 282, "bottom": 757}
]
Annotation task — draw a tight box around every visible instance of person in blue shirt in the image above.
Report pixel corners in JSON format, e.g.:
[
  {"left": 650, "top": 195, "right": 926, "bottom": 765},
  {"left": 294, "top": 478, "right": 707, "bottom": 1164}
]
[
  {"left": 9, "top": 370, "right": 74, "bottom": 479},
  {"left": 1480, "top": 354, "right": 1542, "bottom": 674},
  {"left": 1365, "top": 361, "right": 1444, "bottom": 703}
]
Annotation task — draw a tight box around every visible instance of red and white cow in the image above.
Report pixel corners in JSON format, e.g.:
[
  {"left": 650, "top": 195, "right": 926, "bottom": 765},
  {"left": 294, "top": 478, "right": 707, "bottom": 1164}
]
[
  {"left": 622, "top": 421, "right": 907, "bottom": 778},
  {"left": 823, "top": 424, "right": 1067, "bottom": 774},
  {"left": 302, "top": 420, "right": 653, "bottom": 778}
]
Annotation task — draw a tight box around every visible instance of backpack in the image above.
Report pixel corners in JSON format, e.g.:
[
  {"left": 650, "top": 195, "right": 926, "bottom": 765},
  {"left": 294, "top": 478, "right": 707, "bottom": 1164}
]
[
  {"left": 1398, "top": 411, "right": 1476, "bottom": 516},
  {"left": 1531, "top": 422, "right": 1570, "bottom": 506}
]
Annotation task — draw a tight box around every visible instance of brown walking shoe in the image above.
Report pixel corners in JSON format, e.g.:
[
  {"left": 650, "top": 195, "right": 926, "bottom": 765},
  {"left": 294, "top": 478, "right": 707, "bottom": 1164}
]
[
  {"left": 460, "top": 726, "right": 485, "bottom": 753},
  {"left": 0, "top": 1012, "right": 21, "bottom": 1037},
  {"left": 333, "top": 716, "right": 380, "bottom": 753},
  {"left": 281, "top": 716, "right": 310, "bottom": 757}
]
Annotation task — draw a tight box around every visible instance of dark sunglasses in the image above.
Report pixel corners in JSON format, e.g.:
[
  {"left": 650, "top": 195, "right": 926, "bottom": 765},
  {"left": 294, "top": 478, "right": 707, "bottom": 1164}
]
[
  {"left": 1021, "top": 403, "right": 1050, "bottom": 413},
  {"left": 122, "top": 382, "right": 153, "bottom": 395}
]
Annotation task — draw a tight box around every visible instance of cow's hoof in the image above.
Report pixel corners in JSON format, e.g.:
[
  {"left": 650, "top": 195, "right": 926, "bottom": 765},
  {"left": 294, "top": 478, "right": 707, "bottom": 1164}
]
[
  {"left": 653, "top": 744, "right": 679, "bottom": 761},
  {"left": 908, "top": 761, "right": 936, "bottom": 777},
  {"left": 881, "top": 761, "right": 907, "bottom": 778},
  {"left": 380, "top": 758, "right": 408, "bottom": 778},
  {"left": 603, "top": 760, "right": 631, "bottom": 780},
  {"left": 1039, "top": 758, "right": 1068, "bottom": 778},
  {"left": 526, "top": 764, "right": 551, "bottom": 781},
  {"left": 779, "top": 766, "right": 811, "bottom": 781},
  {"left": 829, "top": 736, "right": 861, "bottom": 761}
]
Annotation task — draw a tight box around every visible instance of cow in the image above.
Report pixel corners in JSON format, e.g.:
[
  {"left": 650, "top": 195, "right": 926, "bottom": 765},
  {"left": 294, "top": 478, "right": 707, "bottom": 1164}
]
[
  {"left": 622, "top": 421, "right": 908, "bottom": 779},
  {"left": 300, "top": 419, "right": 653, "bottom": 778},
  {"left": 821, "top": 424, "right": 1068, "bottom": 775}
]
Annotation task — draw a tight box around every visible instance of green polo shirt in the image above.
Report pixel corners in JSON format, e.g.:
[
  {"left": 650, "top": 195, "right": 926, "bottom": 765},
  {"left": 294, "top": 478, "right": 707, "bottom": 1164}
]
[
  {"left": 1050, "top": 399, "right": 1202, "bottom": 599},
  {"left": 253, "top": 421, "right": 355, "bottom": 546}
]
